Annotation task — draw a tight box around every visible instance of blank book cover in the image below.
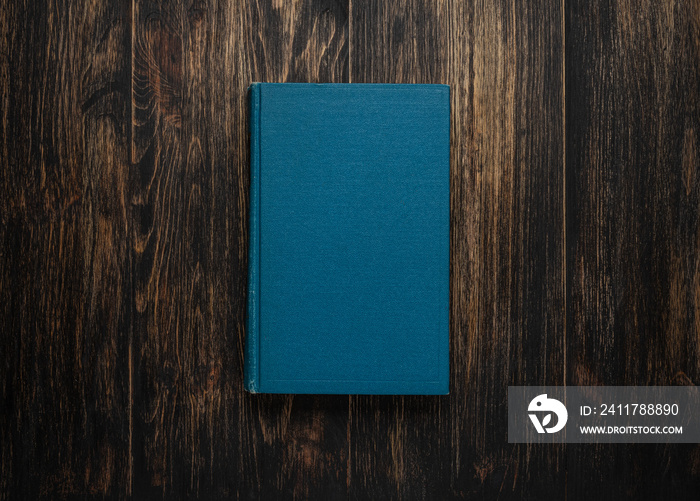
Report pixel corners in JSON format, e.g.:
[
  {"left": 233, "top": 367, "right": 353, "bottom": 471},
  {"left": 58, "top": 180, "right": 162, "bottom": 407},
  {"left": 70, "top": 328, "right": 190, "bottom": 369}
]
[{"left": 246, "top": 83, "right": 450, "bottom": 395}]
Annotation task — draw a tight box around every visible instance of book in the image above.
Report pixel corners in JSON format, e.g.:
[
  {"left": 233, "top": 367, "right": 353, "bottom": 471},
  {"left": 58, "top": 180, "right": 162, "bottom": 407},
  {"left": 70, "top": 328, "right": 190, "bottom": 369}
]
[{"left": 245, "top": 83, "right": 450, "bottom": 394}]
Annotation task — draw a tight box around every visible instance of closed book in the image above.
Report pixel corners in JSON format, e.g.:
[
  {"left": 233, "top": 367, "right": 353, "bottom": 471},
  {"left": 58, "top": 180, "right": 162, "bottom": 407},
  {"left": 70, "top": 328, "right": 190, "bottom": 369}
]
[{"left": 246, "top": 83, "right": 450, "bottom": 394}]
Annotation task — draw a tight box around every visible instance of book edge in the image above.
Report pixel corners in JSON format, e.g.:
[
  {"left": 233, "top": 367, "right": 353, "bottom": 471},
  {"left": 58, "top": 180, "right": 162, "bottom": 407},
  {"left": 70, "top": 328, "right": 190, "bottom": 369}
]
[{"left": 244, "top": 83, "right": 261, "bottom": 393}]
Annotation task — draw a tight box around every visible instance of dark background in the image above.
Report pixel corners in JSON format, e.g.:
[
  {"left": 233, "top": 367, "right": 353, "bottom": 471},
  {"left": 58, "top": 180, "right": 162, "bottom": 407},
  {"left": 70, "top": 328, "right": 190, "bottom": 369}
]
[{"left": 1, "top": 0, "right": 699, "bottom": 499}]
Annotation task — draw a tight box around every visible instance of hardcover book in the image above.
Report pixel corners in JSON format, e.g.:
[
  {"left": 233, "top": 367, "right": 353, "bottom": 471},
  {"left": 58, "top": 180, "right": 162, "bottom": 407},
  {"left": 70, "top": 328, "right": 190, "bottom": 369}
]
[{"left": 246, "top": 83, "right": 450, "bottom": 394}]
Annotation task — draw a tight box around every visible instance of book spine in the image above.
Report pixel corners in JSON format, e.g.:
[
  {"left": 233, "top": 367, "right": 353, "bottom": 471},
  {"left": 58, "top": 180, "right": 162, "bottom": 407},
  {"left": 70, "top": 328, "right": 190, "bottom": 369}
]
[{"left": 244, "top": 83, "right": 261, "bottom": 393}]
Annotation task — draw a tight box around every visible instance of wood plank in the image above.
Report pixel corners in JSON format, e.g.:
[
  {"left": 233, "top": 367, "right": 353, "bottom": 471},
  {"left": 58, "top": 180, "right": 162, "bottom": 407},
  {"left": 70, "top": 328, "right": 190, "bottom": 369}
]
[
  {"left": 566, "top": 0, "right": 700, "bottom": 497},
  {"left": 350, "top": 0, "right": 566, "bottom": 497},
  {"left": 129, "top": 0, "right": 349, "bottom": 497},
  {"left": 462, "top": 0, "right": 568, "bottom": 496},
  {"left": 0, "top": 0, "right": 132, "bottom": 497}
]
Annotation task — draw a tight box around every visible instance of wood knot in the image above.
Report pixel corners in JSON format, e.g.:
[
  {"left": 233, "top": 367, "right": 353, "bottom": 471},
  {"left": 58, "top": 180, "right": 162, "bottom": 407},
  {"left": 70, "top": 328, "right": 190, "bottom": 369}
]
[
  {"left": 187, "top": 1, "right": 207, "bottom": 25},
  {"left": 133, "top": 14, "right": 182, "bottom": 139}
]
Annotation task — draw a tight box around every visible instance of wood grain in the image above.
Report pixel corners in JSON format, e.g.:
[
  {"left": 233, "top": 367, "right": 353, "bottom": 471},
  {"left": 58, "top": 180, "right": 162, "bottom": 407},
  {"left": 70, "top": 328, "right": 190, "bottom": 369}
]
[
  {"left": 0, "top": 0, "right": 132, "bottom": 498},
  {"left": 458, "top": 0, "right": 568, "bottom": 497},
  {"left": 566, "top": 0, "right": 700, "bottom": 497},
  {"left": 1, "top": 0, "right": 699, "bottom": 498}
]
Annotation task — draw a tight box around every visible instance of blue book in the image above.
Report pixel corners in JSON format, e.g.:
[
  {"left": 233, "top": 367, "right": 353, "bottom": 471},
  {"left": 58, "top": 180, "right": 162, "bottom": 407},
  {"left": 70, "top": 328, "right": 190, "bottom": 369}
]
[{"left": 246, "top": 83, "right": 450, "bottom": 394}]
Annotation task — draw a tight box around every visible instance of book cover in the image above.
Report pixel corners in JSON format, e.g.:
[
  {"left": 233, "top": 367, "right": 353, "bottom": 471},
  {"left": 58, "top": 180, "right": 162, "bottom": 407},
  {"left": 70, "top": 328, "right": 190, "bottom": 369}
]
[{"left": 245, "top": 83, "right": 450, "bottom": 394}]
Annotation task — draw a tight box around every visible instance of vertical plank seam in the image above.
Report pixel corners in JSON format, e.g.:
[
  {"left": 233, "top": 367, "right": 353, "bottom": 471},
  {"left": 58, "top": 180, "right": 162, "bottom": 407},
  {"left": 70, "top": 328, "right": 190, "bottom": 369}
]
[
  {"left": 128, "top": 0, "right": 135, "bottom": 495},
  {"left": 562, "top": 0, "right": 567, "bottom": 389}
]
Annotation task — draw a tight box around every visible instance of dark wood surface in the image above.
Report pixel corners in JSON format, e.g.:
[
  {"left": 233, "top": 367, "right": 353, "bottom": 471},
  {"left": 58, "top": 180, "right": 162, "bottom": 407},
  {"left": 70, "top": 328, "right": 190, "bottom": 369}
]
[
  {"left": 0, "top": 0, "right": 698, "bottom": 499},
  {"left": 566, "top": 0, "right": 700, "bottom": 497}
]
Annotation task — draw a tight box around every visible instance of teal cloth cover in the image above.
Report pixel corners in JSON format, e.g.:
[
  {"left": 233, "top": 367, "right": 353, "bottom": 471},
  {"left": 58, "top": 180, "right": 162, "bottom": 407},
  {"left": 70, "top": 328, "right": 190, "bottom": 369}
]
[{"left": 246, "top": 83, "right": 450, "bottom": 394}]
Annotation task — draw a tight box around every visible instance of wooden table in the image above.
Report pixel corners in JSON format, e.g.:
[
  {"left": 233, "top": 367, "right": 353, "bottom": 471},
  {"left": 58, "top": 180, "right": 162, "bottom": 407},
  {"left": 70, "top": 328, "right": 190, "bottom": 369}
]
[{"left": 1, "top": 0, "right": 699, "bottom": 498}]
